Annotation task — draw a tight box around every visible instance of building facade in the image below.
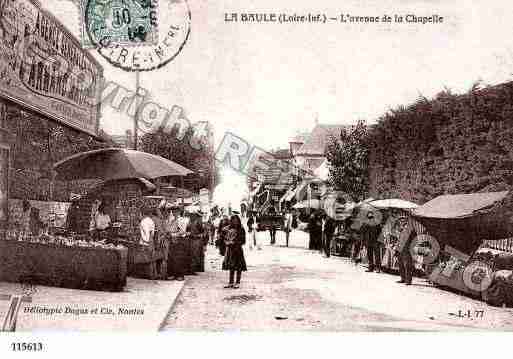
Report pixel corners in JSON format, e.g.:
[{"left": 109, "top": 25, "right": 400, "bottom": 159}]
[{"left": 0, "top": 0, "right": 104, "bottom": 227}]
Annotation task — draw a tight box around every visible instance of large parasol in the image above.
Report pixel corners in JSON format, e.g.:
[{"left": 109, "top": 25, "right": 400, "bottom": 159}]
[
  {"left": 370, "top": 198, "right": 418, "bottom": 210},
  {"left": 293, "top": 199, "right": 321, "bottom": 210},
  {"left": 53, "top": 148, "right": 194, "bottom": 181},
  {"left": 351, "top": 201, "right": 383, "bottom": 229}
]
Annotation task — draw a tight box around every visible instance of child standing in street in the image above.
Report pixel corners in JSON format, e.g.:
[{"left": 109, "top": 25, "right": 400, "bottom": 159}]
[{"left": 222, "top": 215, "right": 247, "bottom": 289}]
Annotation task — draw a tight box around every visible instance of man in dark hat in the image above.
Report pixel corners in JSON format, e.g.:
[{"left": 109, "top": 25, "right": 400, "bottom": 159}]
[
  {"left": 360, "top": 211, "right": 383, "bottom": 272},
  {"left": 268, "top": 206, "right": 278, "bottom": 245},
  {"left": 396, "top": 221, "right": 415, "bottom": 285},
  {"left": 186, "top": 209, "right": 205, "bottom": 235},
  {"left": 322, "top": 213, "right": 336, "bottom": 257}
]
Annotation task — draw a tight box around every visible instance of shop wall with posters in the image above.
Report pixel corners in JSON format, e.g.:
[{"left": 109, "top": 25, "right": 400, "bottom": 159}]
[
  {"left": 0, "top": 0, "right": 106, "bottom": 205},
  {"left": 0, "top": 0, "right": 102, "bottom": 137}
]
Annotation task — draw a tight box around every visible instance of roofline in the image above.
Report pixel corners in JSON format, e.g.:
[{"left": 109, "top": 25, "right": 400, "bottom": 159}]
[{"left": 293, "top": 153, "right": 325, "bottom": 157}]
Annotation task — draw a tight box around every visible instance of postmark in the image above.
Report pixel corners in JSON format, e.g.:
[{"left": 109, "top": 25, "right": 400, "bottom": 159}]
[
  {"left": 85, "top": 0, "right": 191, "bottom": 72},
  {"left": 85, "top": 0, "right": 159, "bottom": 48}
]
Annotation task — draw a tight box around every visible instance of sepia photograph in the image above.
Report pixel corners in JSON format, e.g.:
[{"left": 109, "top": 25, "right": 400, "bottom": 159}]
[{"left": 1, "top": 0, "right": 513, "bottom": 355}]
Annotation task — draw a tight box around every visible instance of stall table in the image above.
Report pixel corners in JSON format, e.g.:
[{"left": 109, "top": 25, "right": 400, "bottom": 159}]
[{"left": 0, "top": 239, "right": 127, "bottom": 292}]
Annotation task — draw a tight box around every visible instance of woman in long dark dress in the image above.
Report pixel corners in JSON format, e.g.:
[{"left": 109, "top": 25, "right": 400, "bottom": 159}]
[
  {"left": 308, "top": 211, "right": 322, "bottom": 250},
  {"left": 222, "top": 215, "right": 247, "bottom": 289}
]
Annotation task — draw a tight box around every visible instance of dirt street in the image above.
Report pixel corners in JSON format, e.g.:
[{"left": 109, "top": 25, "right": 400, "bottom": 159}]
[{"left": 162, "top": 230, "right": 513, "bottom": 331}]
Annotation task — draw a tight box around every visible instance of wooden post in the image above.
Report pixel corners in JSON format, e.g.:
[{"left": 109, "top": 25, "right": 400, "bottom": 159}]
[
  {"left": 0, "top": 101, "right": 10, "bottom": 238},
  {"left": 0, "top": 294, "right": 32, "bottom": 332},
  {"left": 181, "top": 176, "right": 185, "bottom": 206},
  {"left": 134, "top": 71, "right": 140, "bottom": 150},
  {"left": 0, "top": 101, "right": 5, "bottom": 139}
]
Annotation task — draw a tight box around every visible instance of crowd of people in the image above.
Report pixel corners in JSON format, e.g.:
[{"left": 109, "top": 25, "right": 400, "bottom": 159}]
[
  {"left": 207, "top": 203, "right": 416, "bottom": 287},
  {"left": 89, "top": 199, "right": 208, "bottom": 281},
  {"left": 87, "top": 198, "right": 417, "bottom": 289}
]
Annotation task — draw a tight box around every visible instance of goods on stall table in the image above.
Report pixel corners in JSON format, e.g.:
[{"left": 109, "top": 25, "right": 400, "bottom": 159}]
[
  {"left": 0, "top": 232, "right": 127, "bottom": 291},
  {"left": 428, "top": 257, "right": 480, "bottom": 296},
  {"left": 483, "top": 270, "right": 513, "bottom": 307}
]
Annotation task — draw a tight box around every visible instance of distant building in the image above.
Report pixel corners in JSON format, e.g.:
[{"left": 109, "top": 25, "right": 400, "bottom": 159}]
[
  {"left": 248, "top": 148, "right": 294, "bottom": 188},
  {"left": 289, "top": 132, "right": 310, "bottom": 157},
  {"left": 290, "top": 123, "right": 347, "bottom": 177}
]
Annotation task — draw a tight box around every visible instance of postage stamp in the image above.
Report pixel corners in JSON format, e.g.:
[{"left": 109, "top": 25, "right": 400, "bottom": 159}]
[
  {"left": 85, "top": 0, "right": 191, "bottom": 72},
  {"left": 85, "top": 0, "right": 159, "bottom": 49}
]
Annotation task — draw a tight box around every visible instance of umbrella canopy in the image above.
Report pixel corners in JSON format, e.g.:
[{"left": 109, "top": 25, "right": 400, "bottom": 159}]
[
  {"left": 350, "top": 202, "right": 383, "bottom": 229},
  {"left": 53, "top": 148, "right": 194, "bottom": 181},
  {"left": 413, "top": 191, "right": 509, "bottom": 219},
  {"left": 370, "top": 198, "right": 418, "bottom": 210},
  {"left": 293, "top": 199, "right": 321, "bottom": 210},
  {"left": 185, "top": 204, "right": 202, "bottom": 213},
  {"left": 313, "top": 159, "right": 330, "bottom": 181},
  {"left": 410, "top": 191, "right": 513, "bottom": 256},
  {"left": 88, "top": 177, "right": 157, "bottom": 196}
]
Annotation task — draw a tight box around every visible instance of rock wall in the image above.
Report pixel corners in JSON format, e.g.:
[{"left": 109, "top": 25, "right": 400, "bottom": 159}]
[{"left": 368, "top": 82, "right": 513, "bottom": 204}]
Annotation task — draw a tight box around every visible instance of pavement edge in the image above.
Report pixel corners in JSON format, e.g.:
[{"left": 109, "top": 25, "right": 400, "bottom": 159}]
[{"left": 157, "top": 279, "right": 187, "bottom": 331}]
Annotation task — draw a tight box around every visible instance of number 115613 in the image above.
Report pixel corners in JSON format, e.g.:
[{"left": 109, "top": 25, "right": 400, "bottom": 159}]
[{"left": 11, "top": 342, "right": 44, "bottom": 352}]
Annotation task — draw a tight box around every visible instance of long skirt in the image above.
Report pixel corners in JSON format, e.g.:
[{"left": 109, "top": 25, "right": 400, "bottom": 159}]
[
  {"left": 222, "top": 245, "right": 247, "bottom": 271},
  {"left": 168, "top": 238, "right": 192, "bottom": 277},
  {"left": 309, "top": 229, "right": 322, "bottom": 250}
]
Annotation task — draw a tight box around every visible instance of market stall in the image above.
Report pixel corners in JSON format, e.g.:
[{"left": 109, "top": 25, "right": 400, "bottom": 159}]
[
  {"left": 369, "top": 199, "right": 419, "bottom": 272},
  {"left": 0, "top": 231, "right": 127, "bottom": 291},
  {"left": 54, "top": 148, "right": 195, "bottom": 281},
  {"left": 411, "top": 191, "right": 513, "bottom": 306},
  {"left": 320, "top": 192, "right": 353, "bottom": 257}
]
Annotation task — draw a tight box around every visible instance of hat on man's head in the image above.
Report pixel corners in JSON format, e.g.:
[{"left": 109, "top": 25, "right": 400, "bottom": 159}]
[
  {"left": 189, "top": 210, "right": 204, "bottom": 217},
  {"left": 166, "top": 202, "right": 181, "bottom": 210},
  {"left": 141, "top": 205, "right": 154, "bottom": 215}
]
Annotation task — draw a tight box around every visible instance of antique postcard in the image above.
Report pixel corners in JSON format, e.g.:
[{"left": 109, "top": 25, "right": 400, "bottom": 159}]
[{"left": 1, "top": 0, "right": 513, "bottom": 355}]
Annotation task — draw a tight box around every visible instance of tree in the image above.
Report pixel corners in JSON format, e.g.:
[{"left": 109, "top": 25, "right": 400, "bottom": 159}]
[
  {"left": 325, "top": 119, "right": 369, "bottom": 201},
  {"left": 140, "top": 124, "right": 219, "bottom": 193}
]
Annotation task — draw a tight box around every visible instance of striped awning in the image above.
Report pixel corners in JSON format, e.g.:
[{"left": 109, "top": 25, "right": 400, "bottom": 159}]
[
  {"left": 293, "top": 181, "right": 310, "bottom": 202},
  {"left": 280, "top": 187, "right": 296, "bottom": 203},
  {"left": 248, "top": 183, "right": 262, "bottom": 201}
]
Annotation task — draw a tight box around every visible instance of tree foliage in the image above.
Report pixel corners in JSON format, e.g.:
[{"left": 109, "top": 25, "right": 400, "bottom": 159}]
[
  {"left": 139, "top": 124, "right": 219, "bottom": 193},
  {"left": 325, "top": 119, "right": 369, "bottom": 201},
  {"left": 366, "top": 81, "right": 513, "bottom": 203}
]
